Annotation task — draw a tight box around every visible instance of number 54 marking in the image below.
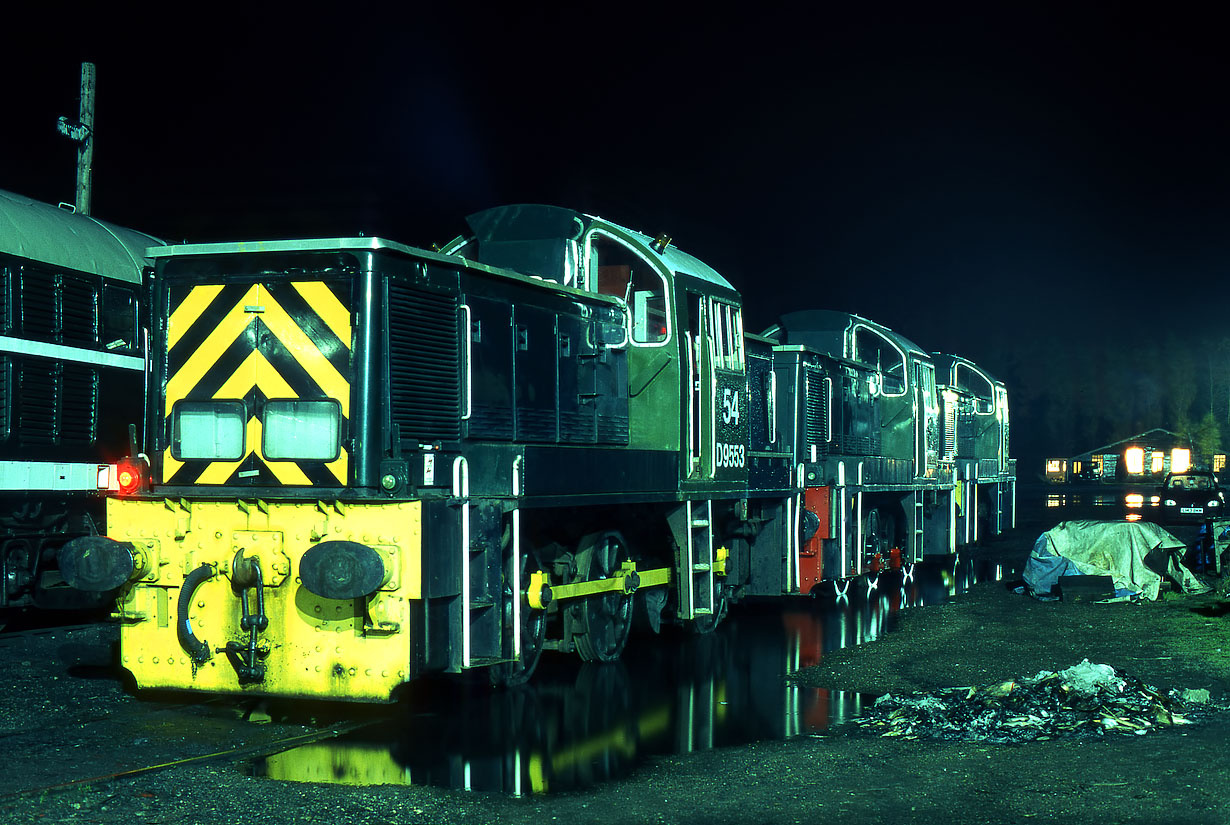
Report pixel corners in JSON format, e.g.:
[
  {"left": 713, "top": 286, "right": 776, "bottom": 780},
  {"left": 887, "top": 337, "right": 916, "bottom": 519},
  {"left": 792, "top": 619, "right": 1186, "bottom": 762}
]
[{"left": 721, "top": 388, "right": 740, "bottom": 426}]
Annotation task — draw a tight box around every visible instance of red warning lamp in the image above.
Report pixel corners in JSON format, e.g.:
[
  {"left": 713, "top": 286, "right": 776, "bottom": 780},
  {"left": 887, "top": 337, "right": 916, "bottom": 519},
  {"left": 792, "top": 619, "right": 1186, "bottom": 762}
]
[{"left": 115, "top": 458, "right": 144, "bottom": 495}]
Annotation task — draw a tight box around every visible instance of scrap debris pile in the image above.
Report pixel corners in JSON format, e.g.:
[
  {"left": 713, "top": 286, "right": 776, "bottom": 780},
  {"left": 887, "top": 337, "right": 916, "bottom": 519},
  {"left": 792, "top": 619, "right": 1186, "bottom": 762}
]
[{"left": 855, "top": 660, "right": 1212, "bottom": 743}]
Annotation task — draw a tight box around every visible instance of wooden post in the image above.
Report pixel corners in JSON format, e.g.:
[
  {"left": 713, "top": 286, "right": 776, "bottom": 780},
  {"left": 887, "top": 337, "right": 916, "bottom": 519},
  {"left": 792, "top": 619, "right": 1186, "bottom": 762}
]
[{"left": 75, "top": 62, "right": 95, "bottom": 216}]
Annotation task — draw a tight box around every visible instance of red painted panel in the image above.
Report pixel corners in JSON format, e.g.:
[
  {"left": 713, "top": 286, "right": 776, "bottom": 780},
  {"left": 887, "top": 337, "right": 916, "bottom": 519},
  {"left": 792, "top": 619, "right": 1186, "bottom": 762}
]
[{"left": 797, "top": 486, "right": 831, "bottom": 591}]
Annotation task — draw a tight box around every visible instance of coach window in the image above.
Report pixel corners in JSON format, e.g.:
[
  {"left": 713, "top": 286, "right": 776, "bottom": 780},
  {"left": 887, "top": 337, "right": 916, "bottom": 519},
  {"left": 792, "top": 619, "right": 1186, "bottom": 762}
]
[
  {"left": 587, "top": 232, "right": 669, "bottom": 344},
  {"left": 102, "top": 285, "right": 138, "bottom": 352},
  {"left": 171, "top": 400, "right": 246, "bottom": 460}
]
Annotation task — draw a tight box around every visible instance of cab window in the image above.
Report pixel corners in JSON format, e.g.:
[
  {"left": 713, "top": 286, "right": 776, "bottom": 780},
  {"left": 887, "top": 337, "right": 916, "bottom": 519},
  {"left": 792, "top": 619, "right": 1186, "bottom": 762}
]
[
  {"left": 955, "top": 364, "right": 994, "bottom": 413},
  {"left": 852, "top": 326, "right": 906, "bottom": 396},
  {"left": 171, "top": 400, "right": 246, "bottom": 460},
  {"left": 707, "top": 299, "right": 744, "bottom": 371},
  {"left": 587, "top": 233, "right": 669, "bottom": 344},
  {"left": 262, "top": 399, "right": 341, "bottom": 461}
]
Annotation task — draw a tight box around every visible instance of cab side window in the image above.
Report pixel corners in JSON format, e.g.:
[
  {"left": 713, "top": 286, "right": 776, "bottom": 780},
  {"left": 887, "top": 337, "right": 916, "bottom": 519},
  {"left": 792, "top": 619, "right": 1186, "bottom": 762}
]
[
  {"left": 955, "top": 364, "right": 994, "bottom": 413},
  {"left": 707, "top": 299, "right": 744, "bottom": 371},
  {"left": 852, "top": 326, "right": 906, "bottom": 396},
  {"left": 588, "top": 233, "right": 669, "bottom": 344}
]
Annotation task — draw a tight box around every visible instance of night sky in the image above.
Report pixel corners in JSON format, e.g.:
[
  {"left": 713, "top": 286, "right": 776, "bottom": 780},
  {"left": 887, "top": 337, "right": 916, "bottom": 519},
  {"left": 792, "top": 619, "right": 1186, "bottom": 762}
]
[{"left": 4, "top": 6, "right": 1228, "bottom": 466}]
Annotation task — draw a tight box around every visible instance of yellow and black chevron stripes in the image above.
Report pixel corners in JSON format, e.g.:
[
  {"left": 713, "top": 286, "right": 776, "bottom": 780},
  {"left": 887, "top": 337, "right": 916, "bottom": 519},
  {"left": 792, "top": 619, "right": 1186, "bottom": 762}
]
[{"left": 162, "top": 280, "right": 352, "bottom": 487}]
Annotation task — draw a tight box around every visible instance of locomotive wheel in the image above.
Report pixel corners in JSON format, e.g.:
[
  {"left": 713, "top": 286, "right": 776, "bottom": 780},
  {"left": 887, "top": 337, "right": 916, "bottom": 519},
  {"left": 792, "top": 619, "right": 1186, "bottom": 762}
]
[
  {"left": 490, "top": 548, "right": 547, "bottom": 688},
  {"left": 569, "top": 531, "right": 634, "bottom": 663},
  {"left": 863, "top": 508, "right": 895, "bottom": 563}
]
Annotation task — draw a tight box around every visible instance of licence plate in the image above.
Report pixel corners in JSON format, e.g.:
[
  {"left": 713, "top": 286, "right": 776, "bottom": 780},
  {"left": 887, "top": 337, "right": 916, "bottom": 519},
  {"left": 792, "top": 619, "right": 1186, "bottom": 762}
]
[{"left": 1180, "top": 507, "right": 1203, "bottom": 514}]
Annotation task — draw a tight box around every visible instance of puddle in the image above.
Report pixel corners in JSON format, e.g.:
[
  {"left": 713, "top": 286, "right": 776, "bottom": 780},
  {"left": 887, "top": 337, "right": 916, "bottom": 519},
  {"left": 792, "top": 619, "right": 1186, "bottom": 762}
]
[
  {"left": 1042, "top": 485, "right": 1162, "bottom": 521},
  {"left": 250, "top": 554, "right": 1017, "bottom": 795}
]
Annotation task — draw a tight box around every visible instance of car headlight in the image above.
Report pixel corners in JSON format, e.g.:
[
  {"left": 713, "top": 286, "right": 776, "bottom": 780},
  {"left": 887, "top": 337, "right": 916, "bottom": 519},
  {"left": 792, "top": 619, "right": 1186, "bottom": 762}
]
[
  {"left": 1163, "top": 499, "right": 1177, "bottom": 507},
  {"left": 1209, "top": 499, "right": 1221, "bottom": 508}
]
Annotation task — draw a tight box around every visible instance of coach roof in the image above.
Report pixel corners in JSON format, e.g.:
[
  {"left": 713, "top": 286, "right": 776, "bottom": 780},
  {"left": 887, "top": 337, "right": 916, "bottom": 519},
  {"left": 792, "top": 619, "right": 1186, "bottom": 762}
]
[{"left": 0, "top": 188, "right": 162, "bottom": 283}]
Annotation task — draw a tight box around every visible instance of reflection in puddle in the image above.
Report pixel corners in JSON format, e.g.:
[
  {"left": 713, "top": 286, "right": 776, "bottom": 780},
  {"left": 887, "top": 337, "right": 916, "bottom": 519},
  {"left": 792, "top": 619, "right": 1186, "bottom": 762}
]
[
  {"left": 251, "top": 554, "right": 1016, "bottom": 796},
  {"left": 1045, "top": 488, "right": 1159, "bottom": 518}
]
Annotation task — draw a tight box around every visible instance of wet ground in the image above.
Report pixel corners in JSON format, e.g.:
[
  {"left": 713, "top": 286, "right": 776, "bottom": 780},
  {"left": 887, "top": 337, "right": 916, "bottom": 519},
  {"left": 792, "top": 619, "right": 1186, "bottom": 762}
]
[
  {"left": 246, "top": 554, "right": 1006, "bottom": 796},
  {"left": 3, "top": 483, "right": 1229, "bottom": 823}
]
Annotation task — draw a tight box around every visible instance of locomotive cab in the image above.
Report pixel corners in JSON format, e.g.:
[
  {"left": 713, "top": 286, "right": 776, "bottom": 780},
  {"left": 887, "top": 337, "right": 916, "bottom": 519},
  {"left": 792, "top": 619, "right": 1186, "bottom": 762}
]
[
  {"left": 933, "top": 353, "right": 1015, "bottom": 540},
  {"left": 769, "top": 311, "right": 940, "bottom": 482},
  {"left": 443, "top": 205, "right": 749, "bottom": 492}
]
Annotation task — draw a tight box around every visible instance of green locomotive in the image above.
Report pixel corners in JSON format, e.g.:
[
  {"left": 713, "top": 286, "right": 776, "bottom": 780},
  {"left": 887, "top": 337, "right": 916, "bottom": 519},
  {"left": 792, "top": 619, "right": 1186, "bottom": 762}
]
[{"left": 60, "top": 205, "right": 1013, "bottom": 701}]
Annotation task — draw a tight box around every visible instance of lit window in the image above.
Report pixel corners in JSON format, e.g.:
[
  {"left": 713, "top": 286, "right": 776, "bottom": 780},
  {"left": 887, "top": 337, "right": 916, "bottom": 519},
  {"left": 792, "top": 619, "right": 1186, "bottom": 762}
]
[
  {"left": 263, "top": 400, "right": 341, "bottom": 461},
  {"left": 1171, "top": 449, "right": 1191, "bottom": 474},
  {"left": 1124, "top": 447, "right": 1144, "bottom": 475},
  {"left": 172, "top": 401, "right": 245, "bottom": 460},
  {"left": 1215, "top": 455, "right": 1226, "bottom": 473},
  {"left": 1151, "top": 452, "right": 1163, "bottom": 474}
]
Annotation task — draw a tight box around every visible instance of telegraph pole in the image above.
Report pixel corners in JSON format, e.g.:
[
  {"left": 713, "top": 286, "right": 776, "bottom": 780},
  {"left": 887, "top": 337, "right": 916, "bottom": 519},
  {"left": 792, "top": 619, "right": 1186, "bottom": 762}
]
[
  {"left": 57, "top": 62, "right": 95, "bottom": 215},
  {"left": 75, "top": 63, "right": 95, "bottom": 215}
]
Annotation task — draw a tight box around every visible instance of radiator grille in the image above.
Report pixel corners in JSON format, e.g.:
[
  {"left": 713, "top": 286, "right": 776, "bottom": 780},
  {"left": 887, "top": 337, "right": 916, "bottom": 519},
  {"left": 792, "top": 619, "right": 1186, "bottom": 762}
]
[
  {"left": 387, "top": 281, "right": 461, "bottom": 441},
  {"left": 60, "top": 274, "right": 99, "bottom": 347},
  {"left": 60, "top": 363, "right": 98, "bottom": 444},
  {"left": 0, "top": 267, "right": 10, "bottom": 334},
  {"left": 17, "top": 362, "right": 57, "bottom": 445},
  {"left": 18, "top": 268, "right": 56, "bottom": 341},
  {"left": 944, "top": 403, "right": 957, "bottom": 459},
  {"left": 596, "top": 414, "right": 629, "bottom": 444},
  {"left": 0, "top": 356, "right": 9, "bottom": 440},
  {"left": 804, "top": 366, "right": 830, "bottom": 452}
]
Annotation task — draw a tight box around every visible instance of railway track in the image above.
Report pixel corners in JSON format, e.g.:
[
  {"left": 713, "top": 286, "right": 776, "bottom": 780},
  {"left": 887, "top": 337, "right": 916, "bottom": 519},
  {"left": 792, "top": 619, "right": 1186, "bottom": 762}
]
[
  {"left": 0, "top": 619, "right": 375, "bottom": 803},
  {"left": 0, "top": 721, "right": 365, "bottom": 804}
]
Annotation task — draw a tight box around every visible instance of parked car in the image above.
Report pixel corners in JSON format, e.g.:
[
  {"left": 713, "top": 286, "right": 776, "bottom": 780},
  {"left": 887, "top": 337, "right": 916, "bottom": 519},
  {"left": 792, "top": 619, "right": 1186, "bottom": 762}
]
[{"left": 1159, "top": 470, "right": 1226, "bottom": 523}]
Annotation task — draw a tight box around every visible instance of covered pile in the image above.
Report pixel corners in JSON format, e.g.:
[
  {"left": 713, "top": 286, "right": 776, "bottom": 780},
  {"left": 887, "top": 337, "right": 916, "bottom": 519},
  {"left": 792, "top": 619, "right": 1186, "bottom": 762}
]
[
  {"left": 1024, "top": 520, "right": 1208, "bottom": 600},
  {"left": 854, "top": 660, "right": 1208, "bottom": 743}
]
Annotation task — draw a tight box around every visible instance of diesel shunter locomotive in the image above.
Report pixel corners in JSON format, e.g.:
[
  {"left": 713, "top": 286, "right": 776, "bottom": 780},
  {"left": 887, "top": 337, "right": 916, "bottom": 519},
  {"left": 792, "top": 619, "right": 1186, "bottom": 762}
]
[{"left": 60, "top": 204, "right": 1014, "bottom": 702}]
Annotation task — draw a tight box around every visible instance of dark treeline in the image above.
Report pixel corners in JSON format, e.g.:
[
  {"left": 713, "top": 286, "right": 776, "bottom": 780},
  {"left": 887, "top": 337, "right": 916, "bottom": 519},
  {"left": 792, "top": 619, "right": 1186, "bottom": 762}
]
[{"left": 983, "top": 330, "right": 1224, "bottom": 472}]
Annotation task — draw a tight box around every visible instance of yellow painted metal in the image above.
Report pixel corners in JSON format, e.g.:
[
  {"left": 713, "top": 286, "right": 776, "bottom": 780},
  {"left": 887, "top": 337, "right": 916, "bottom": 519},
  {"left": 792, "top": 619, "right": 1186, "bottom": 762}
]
[
  {"left": 714, "top": 545, "right": 729, "bottom": 576},
  {"left": 263, "top": 743, "right": 409, "bottom": 786},
  {"left": 163, "top": 281, "right": 352, "bottom": 486},
  {"left": 637, "top": 566, "right": 672, "bottom": 588},
  {"left": 108, "top": 495, "right": 422, "bottom": 702},
  {"left": 527, "top": 562, "right": 671, "bottom": 609},
  {"left": 527, "top": 569, "right": 550, "bottom": 610}
]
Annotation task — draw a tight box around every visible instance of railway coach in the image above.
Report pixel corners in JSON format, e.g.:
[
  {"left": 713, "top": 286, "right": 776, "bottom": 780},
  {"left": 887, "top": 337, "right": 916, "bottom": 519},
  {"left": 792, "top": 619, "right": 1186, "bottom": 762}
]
[
  {"left": 59, "top": 204, "right": 1013, "bottom": 701},
  {"left": 0, "top": 188, "right": 162, "bottom": 611}
]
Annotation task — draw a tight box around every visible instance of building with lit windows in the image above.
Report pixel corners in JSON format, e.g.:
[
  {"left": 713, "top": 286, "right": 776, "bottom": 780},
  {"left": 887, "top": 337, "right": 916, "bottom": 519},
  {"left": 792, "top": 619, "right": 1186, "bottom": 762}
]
[{"left": 1045, "top": 429, "right": 1219, "bottom": 483}]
